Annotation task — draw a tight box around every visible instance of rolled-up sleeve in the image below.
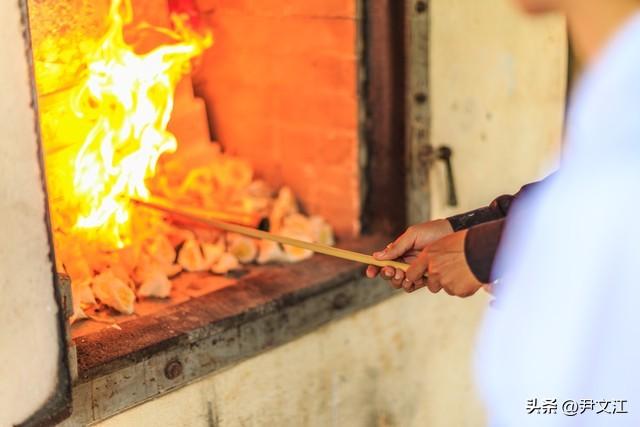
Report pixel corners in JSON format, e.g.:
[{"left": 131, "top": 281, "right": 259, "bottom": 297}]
[
  {"left": 446, "top": 175, "right": 554, "bottom": 282},
  {"left": 447, "top": 195, "right": 515, "bottom": 231},
  {"left": 464, "top": 219, "right": 506, "bottom": 283}
]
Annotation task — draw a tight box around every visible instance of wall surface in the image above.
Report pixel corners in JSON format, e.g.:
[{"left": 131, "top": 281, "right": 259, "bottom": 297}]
[
  {"left": 0, "top": 1, "right": 70, "bottom": 425},
  {"left": 95, "top": 292, "right": 489, "bottom": 427},
  {"left": 194, "top": 0, "right": 362, "bottom": 237},
  {"left": 429, "top": 0, "right": 567, "bottom": 218}
]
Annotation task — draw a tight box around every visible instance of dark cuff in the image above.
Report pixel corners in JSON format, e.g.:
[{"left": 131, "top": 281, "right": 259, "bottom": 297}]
[
  {"left": 447, "top": 194, "right": 514, "bottom": 231},
  {"left": 464, "top": 219, "right": 506, "bottom": 283}
]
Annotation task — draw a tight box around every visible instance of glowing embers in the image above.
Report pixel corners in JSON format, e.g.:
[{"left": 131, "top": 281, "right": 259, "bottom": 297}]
[{"left": 61, "top": 151, "right": 335, "bottom": 320}]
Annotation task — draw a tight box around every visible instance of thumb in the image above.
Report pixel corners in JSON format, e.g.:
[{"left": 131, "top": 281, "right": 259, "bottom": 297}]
[{"left": 374, "top": 230, "right": 416, "bottom": 260}]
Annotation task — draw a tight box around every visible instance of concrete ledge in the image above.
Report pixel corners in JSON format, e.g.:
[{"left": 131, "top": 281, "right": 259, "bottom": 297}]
[{"left": 65, "top": 235, "right": 395, "bottom": 424}]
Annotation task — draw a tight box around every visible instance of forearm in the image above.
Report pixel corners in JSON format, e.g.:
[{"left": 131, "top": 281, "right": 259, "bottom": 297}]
[
  {"left": 448, "top": 174, "right": 556, "bottom": 282},
  {"left": 446, "top": 173, "right": 555, "bottom": 232},
  {"left": 464, "top": 219, "right": 506, "bottom": 283}
]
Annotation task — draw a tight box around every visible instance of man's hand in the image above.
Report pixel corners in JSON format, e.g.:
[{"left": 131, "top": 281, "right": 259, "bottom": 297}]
[
  {"left": 366, "top": 219, "right": 453, "bottom": 291},
  {"left": 410, "top": 230, "right": 484, "bottom": 297},
  {"left": 367, "top": 222, "right": 485, "bottom": 297}
]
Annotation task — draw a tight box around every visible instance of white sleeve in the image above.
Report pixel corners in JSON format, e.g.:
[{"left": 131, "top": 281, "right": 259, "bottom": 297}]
[{"left": 476, "top": 166, "right": 640, "bottom": 427}]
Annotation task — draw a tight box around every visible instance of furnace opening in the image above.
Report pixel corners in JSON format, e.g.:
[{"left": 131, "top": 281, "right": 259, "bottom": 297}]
[{"left": 29, "top": 0, "right": 361, "bottom": 336}]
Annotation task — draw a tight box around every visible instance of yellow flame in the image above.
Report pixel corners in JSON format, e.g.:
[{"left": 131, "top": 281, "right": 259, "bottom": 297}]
[{"left": 70, "top": 0, "right": 211, "bottom": 248}]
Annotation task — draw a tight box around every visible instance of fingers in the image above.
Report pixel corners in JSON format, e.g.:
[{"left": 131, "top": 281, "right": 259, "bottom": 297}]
[
  {"left": 373, "top": 228, "right": 416, "bottom": 261},
  {"left": 375, "top": 244, "right": 434, "bottom": 294},
  {"left": 366, "top": 265, "right": 398, "bottom": 281},
  {"left": 368, "top": 244, "right": 439, "bottom": 296},
  {"left": 372, "top": 228, "right": 478, "bottom": 298},
  {"left": 382, "top": 267, "right": 396, "bottom": 280},
  {"left": 405, "top": 249, "right": 430, "bottom": 284},
  {"left": 442, "top": 283, "right": 455, "bottom": 296},
  {"left": 365, "top": 265, "right": 380, "bottom": 278},
  {"left": 368, "top": 265, "right": 402, "bottom": 287},
  {"left": 373, "top": 265, "right": 424, "bottom": 294},
  {"left": 402, "top": 276, "right": 425, "bottom": 293},
  {"left": 402, "top": 272, "right": 440, "bottom": 293},
  {"left": 425, "top": 273, "right": 442, "bottom": 294},
  {"left": 375, "top": 267, "right": 434, "bottom": 294},
  {"left": 390, "top": 269, "right": 406, "bottom": 289}
]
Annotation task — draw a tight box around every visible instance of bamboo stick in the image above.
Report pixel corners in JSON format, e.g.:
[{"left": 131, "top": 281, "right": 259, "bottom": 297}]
[
  {"left": 141, "top": 199, "right": 264, "bottom": 227},
  {"left": 133, "top": 196, "right": 413, "bottom": 272}
]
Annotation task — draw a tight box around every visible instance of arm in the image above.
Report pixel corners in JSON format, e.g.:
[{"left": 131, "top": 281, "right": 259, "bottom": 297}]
[
  {"left": 447, "top": 174, "right": 555, "bottom": 283},
  {"left": 463, "top": 219, "right": 506, "bottom": 283},
  {"left": 447, "top": 175, "right": 553, "bottom": 231},
  {"left": 369, "top": 173, "right": 555, "bottom": 294}
]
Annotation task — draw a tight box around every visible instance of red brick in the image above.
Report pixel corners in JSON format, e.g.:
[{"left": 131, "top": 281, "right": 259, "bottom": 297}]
[
  {"left": 189, "top": 0, "right": 362, "bottom": 235},
  {"left": 276, "top": 126, "right": 358, "bottom": 166},
  {"left": 196, "top": 0, "right": 356, "bottom": 18},
  {"left": 202, "top": 10, "right": 357, "bottom": 57}
]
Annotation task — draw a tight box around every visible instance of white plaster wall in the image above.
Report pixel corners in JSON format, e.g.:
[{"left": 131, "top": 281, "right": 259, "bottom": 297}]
[
  {"left": 429, "top": 0, "right": 567, "bottom": 218},
  {"left": 96, "top": 292, "right": 489, "bottom": 427},
  {"left": 0, "top": 1, "right": 64, "bottom": 425}
]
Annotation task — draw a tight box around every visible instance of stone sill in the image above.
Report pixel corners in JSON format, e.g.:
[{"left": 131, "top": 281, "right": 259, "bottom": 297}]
[{"left": 64, "top": 234, "right": 396, "bottom": 424}]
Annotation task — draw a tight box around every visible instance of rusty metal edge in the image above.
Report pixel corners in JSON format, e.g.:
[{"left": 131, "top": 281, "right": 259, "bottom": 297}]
[
  {"left": 361, "top": 0, "right": 408, "bottom": 236},
  {"left": 64, "top": 243, "right": 397, "bottom": 424},
  {"left": 405, "top": 0, "right": 432, "bottom": 224}
]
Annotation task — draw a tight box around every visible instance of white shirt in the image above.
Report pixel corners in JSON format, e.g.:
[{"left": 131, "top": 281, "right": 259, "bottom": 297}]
[{"left": 476, "top": 12, "right": 640, "bottom": 427}]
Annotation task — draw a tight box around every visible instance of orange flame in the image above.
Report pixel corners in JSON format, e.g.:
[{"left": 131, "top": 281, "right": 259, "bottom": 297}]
[{"left": 70, "top": 0, "right": 211, "bottom": 248}]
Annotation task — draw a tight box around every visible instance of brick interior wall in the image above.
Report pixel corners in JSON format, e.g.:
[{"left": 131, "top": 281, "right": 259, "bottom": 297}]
[
  {"left": 30, "top": 0, "right": 363, "bottom": 236},
  {"left": 192, "top": 0, "right": 362, "bottom": 237}
]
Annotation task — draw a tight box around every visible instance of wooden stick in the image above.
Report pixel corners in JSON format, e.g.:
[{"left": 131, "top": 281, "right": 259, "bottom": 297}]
[
  {"left": 133, "top": 196, "right": 413, "bottom": 272},
  {"left": 140, "top": 199, "right": 264, "bottom": 228}
]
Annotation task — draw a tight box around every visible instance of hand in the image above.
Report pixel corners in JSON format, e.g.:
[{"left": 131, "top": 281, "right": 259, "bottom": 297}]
[
  {"left": 407, "top": 230, "right": 484, "bottom": 297},
  {"left": 366, "top": 219, "right": 453, "bottom": 292}
]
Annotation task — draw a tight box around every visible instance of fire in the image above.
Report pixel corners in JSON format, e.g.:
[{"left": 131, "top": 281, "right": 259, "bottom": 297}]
[
  {"left": 63, "top": 0, "right": 211, "bottom": 248},
  {"left": 28, "top": 0, "right": 336, "bottom": 320}
]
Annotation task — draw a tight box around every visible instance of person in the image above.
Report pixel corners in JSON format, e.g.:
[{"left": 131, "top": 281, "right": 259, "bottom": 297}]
[{"left": 368, "top": 0, "right": 640, "bottom": 425}]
